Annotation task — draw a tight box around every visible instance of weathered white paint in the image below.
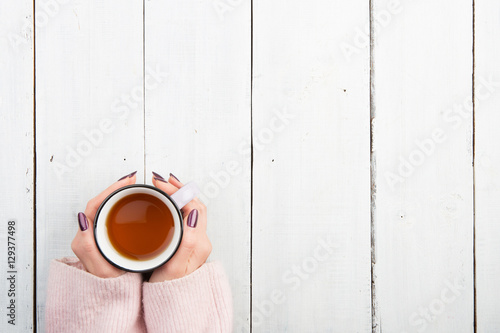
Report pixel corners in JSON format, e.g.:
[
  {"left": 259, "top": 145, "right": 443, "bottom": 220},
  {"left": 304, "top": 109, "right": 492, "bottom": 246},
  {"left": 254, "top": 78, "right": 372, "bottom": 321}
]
[
  {"left": 144, "top": 1, "right": 251, "bottom": 331},
  {"left": 35, "top": 0, "right": 144, "bottom": 330},
  {"left": 475, "top": 1, "right": 500, "bottom": 331},
  {"left": 2, "top": 0, "right": 500, "bottom": 331},
  {"left": 372, "top": 0, "right": 474, "bottom": 332},
  {"left": 252, "top": 0, "right": 372, "bottom": 331},
  {"left": 0, "top": 0, "right": 34, "bottom": 331}
]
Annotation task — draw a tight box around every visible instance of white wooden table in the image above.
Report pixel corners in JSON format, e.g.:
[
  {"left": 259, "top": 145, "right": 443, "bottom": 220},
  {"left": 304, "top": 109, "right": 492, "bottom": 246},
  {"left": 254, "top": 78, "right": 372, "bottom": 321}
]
[{"left": 1, "top": 0, "right": 499, "bottom": 332}]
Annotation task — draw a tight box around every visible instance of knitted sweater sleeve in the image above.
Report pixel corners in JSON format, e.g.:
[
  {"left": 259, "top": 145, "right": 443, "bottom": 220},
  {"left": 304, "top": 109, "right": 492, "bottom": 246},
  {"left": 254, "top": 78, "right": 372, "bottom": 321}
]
[
  {"left": 44, "top": 257, "right": 146, "bottom": 333},
  {"left": 142, "top": 262, "right": 233, "bottom": 333}
]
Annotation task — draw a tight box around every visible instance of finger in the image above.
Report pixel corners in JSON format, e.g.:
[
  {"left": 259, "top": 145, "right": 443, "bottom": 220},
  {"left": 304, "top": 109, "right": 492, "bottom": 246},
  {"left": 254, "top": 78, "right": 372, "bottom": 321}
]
[
  {"left": 72, "top": 212, "right": 96, "bottom": 258},
  {"left": 184, "top": 204, "right": 207, "bottom": 232},
  {"left": 152, "top": 177, "right": 199, "bottom": 216},
  {"left": 151, "top": 171, "right": 182, "bottom": 189},
  {"left": 74, "top": 212, "right": 98, "bottom": 251},
  {"left": 73, "top": 212, "right": 124, "bottom": 277},
  {"left": 152, "top": 171, "right": 205, "bottom": 206},
  {"left": 85, "top": 172, "right": 137, "bottom": 221},
  {"left": 152, "top": 177, "right": 180, "bottom": 195},
  {"left": 166, "top": 209, "right": 202, "bottom": 269},
  {"left": 168, "top": 173, "right": 184, "bottom": 188}
]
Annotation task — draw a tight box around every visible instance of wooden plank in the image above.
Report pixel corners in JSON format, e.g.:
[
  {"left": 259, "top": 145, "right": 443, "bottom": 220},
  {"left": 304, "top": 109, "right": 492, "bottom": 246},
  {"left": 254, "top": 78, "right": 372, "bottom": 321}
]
[
  {"left": 252, "top": 1, "right": 372, "bottom": 331},
  {"left": 35, "top": 0, "right": 144, "bottom": 329},
  {"left": 144, "top": 1, "right": 251, "bottom": 332},
  {"left": 0, "top": 0, "right": 34, "bottom": 331},
  {"left": 475, "top": 1, "right": 500, "bottom": 330},
  {"left": 372, "top": 0, "right": 473, "bottom": 331}
]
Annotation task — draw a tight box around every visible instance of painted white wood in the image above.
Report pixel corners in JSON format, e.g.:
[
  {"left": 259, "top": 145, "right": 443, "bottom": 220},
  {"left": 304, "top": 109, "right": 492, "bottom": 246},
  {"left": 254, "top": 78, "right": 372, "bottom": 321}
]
[
  {"left": 372, "top": 0, "right": 474, "bottom": 332},
  {"left": 35, "top": 0, "right": 144, "bottom": 330},
  {"left": 144, "top": 1, "right": 251, "bottom": 331},
  {"left": 252, "top": 1, "right": 372, "bottom": 331},
  {"left": 0, "top": 0, "right": 497, "bottom": 330},
  {"left": 0, "top": 0, "right": 34, "bottom": 331},
  {"left": 475, "top": 1, "right": 500, "bottom": 331}
]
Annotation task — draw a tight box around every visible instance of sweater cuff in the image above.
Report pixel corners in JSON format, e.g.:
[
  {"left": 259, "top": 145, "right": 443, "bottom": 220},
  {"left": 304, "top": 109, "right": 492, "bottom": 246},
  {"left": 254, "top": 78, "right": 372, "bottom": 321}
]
[
  {"left": 45, "top": 257, "right": 146, "bottom": 333},
  {"left": 143, "top": 262, "right": 233, "bottom": 333}
]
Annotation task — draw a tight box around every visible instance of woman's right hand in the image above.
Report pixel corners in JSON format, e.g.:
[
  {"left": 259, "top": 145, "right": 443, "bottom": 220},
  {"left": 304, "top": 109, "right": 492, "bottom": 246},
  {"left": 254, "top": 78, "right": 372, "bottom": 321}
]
[{"left": 71, "top": 171, "right": 138, "bottom": 278}]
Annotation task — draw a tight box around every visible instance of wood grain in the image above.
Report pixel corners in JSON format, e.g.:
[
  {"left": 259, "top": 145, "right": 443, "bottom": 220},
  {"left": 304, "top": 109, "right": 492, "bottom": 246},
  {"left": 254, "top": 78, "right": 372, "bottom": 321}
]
[
  {"left": 372, "top": 0, "right": 474, "bottom": 331},
  {"left": 475, "top": 1, "right": 500, "bottom": 331},
  {"left": 0, "top": 0, "right": 34, "bottom": 331},
  {"left": 35, "top": 0, "right": 144, "bottom": 329},
  {"left": 144, "top": 1, "right": 251, "bottom": 331},
  {"left": 252, "top": 0, "right": 372, "bottom": 331},
  {"left": 1, "top": 0, "right": 499, "bottom": 331}
]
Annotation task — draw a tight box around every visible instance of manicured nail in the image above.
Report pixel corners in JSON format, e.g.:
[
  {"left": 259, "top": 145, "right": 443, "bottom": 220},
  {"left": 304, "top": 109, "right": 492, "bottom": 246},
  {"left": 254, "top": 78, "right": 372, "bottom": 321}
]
[
  {"left": 117, "top": 170, "right": 137, "bottom": 181},
  {"left": 169, "top": 173, "right": 180, "bottom": 182},
  {"left": 152, "top": 171, "right": 164, "bottom": 180},
  {"left": 78, "top": 212, "right": 88, "bottom": 231},
  {"left": 154, "top": 177, "right": 168, "bottom": 183},
  {"left": 187, "top": 209, "right": 198, "bottom": 228}
]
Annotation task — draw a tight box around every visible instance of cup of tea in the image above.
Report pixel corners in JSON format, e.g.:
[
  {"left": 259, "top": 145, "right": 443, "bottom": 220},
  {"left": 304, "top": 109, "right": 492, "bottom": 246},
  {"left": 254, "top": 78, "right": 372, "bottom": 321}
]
[{"left": 93, "top": 182, "right": 199, "bottom": 272}]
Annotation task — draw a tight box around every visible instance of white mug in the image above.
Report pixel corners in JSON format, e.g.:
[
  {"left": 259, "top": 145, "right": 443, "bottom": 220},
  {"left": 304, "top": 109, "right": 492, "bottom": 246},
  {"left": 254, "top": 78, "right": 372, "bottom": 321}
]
[{"left": 93, "top": 182, "right": 199, "bottom": 272}]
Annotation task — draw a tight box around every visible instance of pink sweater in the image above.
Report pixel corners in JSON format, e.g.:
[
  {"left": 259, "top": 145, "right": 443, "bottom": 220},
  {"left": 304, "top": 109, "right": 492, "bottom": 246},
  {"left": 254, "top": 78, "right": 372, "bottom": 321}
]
[{"left": 45, "top": 257, "right": 233, "bottom": 332}]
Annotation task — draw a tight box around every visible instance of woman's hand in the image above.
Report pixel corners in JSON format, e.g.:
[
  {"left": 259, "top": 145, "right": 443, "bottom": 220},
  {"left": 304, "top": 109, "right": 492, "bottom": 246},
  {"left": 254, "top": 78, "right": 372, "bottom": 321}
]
[
  {"left": 70, "top": 171, "right": 138, "bottom": 278},
  {"left": 149, "top": 172, "right": 212, "bottom": 282}
]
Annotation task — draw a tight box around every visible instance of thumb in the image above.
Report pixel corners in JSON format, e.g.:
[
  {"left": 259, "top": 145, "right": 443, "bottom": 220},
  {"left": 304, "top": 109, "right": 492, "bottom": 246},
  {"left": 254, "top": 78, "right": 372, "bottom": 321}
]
[
  {"left": 76, "top": 212, "right": 98, "bottom": 250},
  {"left": 77, "top": 212, "right": 92, "bottom": 235},
  {"left": 76, "top": 212, "right": 103, "bottom": 257},
  {"left": 72, "top": 212, "right": 97, "bottom": 260},
  {"left": 165, "top": 209, "right": 199, "bottom": 269}
]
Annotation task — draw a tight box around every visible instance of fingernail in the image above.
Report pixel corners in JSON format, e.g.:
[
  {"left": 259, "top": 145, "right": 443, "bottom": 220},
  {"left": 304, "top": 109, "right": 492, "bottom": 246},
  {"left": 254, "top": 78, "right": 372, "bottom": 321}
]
[
  {"left": 169, "top": 173, "right": 180, "bottom": 182},
  {"left": 78, "top": 212, "right": 88, "bottom": 231},
  {"left": 152, "top": 171, "right": 164, "bottom": 180},
  {"left": 187, "top": 209, "right": 198, "bottom": 228},
  {"left": 117, "top": 170, "right": 137, "bottom": 181},
  {"left": 154, "top": 177, "right": 168, "bottom": 183}
]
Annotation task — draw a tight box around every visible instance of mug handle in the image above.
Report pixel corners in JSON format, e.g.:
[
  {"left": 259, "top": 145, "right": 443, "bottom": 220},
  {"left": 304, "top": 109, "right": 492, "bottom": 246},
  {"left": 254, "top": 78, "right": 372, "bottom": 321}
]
[{"left": 170, "top": 182, "right": 200, "bottom": 209}]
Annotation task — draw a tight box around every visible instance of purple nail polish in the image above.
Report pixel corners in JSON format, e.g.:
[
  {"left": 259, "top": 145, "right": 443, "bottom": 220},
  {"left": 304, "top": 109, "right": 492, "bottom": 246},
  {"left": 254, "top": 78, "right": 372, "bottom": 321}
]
[
  {"left": 117, "top": 171, "right": 137, "bottom": 181},
  {"left": 187, "top": 209, "right": 198, "bottom": 228},
  {"left": 78, "top": 212, "right": 88, "bottom": 231},
  {"left": 154, "top": 177, "right": 168, "bottom": 183},
  {"left": 169, "top": 173, "right": 180, "bottom": 182},
  {"left": 152, "top": 171, "right": 164, "bottom": 180},
  {"left": 117, "top": 174, "right": 128, "bottom": 181}
]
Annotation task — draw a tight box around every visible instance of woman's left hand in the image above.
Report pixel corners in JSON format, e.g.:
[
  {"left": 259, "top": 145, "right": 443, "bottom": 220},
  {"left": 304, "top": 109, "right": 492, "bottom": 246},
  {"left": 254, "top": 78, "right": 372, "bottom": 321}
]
[{"left": 149, "top": 173, "right": 212, "bottom": 282}]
